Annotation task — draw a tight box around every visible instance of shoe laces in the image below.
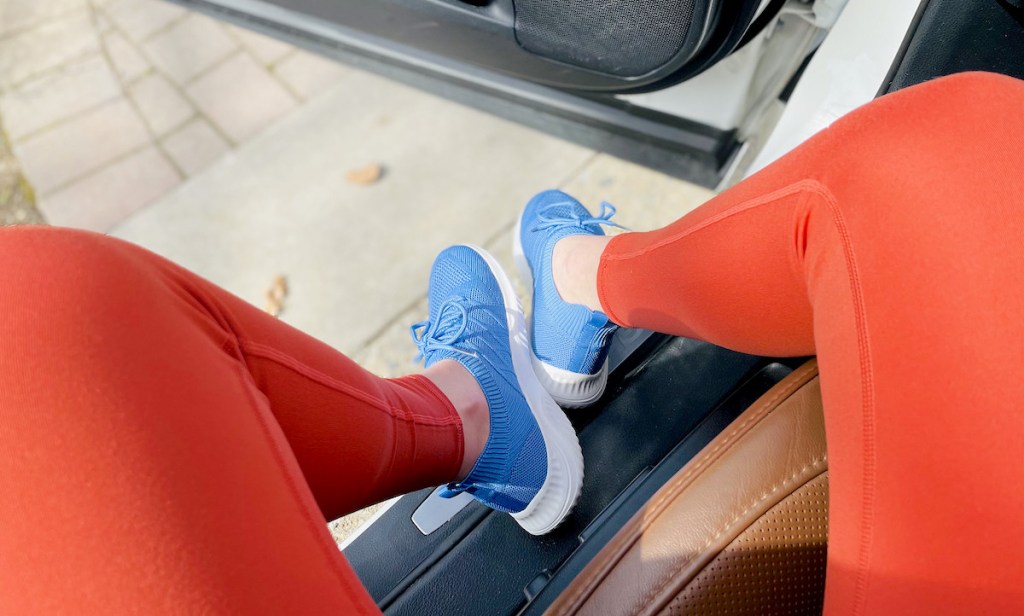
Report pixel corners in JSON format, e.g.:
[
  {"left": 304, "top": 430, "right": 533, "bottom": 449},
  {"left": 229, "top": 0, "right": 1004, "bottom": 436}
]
[
  {"left": 409, "top": 297, "right": 479, "bottom": 364},
  {"left": 439, "top": 480, "right": 502, "bottom": 500},
  {"left": 532, "top": 200, "right": 627, "bottom": 233}
]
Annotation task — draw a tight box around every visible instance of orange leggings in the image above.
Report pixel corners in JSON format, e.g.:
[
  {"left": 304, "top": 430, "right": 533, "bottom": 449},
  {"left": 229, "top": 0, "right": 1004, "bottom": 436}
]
[
  {"left": 0, "top": 72, "right": 1022, "bottom": 614},
  {"left": 0, "top": 227, "right": 457, "bottom": 613},
  {"left": 600, "top": 72, "right": 1024, "bottom": 613}
]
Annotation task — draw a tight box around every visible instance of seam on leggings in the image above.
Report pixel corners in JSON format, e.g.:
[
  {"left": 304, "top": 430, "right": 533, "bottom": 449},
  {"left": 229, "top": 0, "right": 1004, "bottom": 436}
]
[
  {"left": 804, "top": 181, "right": 877, "bottom": 615},
  {"left": 239, "top": 339, "right": 461, "bottom": 427},
  {"left": 597, "top": 181, "right": 822, "bottom": 326},
  {"left": 597, "top": 235, "right": 627, "bottom": 326},
  {"left": 406, "top": 374, "right": 466, "bottom": 479},
  {"left": 603, "top": 181, "right": 825, "bottom": 261},
  {"left": 382, "top": 394, "right": 405, "bottom": 501},
  {"left": 230, "top": 357, "right": 374, "bottom": 607},
  {"left": 599, "top": 179, "right": 876, "bottom": 613}
]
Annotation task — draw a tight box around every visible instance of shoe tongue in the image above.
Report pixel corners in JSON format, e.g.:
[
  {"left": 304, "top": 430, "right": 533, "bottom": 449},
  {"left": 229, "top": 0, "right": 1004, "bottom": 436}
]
[{"left": 551, "top": 201, "right": 586, "bottom": 222}]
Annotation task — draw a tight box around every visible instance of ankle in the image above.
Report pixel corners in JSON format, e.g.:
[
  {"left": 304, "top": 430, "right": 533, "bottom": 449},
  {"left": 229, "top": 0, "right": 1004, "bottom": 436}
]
[
  {"left": 552, "top": 235, "right": 610, "bottom": 312},
  {"left": 422, "top": 360, "right": 489, "bottom": 479}
]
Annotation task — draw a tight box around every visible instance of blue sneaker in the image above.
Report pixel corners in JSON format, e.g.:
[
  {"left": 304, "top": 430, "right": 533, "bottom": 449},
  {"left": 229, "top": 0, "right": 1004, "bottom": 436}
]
[
  {"left": 410, "top": 245, "right": 584, "bottom": 535},
  {"left": 513, "top": 190, "right": 622, "bottom": 408}
]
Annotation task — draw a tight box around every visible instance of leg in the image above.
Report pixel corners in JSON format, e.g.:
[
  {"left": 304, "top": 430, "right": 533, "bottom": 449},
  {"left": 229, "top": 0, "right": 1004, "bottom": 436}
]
[
  {"left": 0, "top": 227, "right": 473, "bottom": 612},
  {"left": 561, "top": 73, "right": 1024, "bottom": 613}
]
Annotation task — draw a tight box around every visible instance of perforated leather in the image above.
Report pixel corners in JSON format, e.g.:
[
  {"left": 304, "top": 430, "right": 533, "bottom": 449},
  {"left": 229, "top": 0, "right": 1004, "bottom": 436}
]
[
  {"left": 547, "top": 361, "right": 827, "bottom": 616},
  {"left": 663, "top": 472, "right": 828, "bottom": 615}
]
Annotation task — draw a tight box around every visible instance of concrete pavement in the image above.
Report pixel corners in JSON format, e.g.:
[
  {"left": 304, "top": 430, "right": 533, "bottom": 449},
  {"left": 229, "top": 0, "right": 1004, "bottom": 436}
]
[{"left": 112, "top": 67, "right": 714, "bottom": 377}]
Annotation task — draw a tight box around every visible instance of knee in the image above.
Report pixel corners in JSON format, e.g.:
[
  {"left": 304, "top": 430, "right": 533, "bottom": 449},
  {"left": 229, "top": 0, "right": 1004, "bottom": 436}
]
[
  {"left": 2, "top": 225, "right": 123, "bottom": 272},
  {"left": 821, "top": 72, "right": 1023, "bottom": 191},
  {"left": 0, "top": 227, "right": 150, "bottom": 311},
  {"left": 837, "top": 72, "right": 1024, "bottom": 153},
  {"left": 900, "top": 72, "right": 1024, "bottom": 130},
  {"left": 916, "top": 71, "right": 1024, "bottom": 109}
]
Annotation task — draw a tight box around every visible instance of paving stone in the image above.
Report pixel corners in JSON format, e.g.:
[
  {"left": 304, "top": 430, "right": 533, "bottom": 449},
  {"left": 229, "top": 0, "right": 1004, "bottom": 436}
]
[
  {"left": 273, "top": 50, "right": 350, "bottom": 101},
  {"left": 161, "top": 118, "right": 230, "bottom": 176},
  {"left": 13, "top": 98, "right": 150, "bottom": 194},
  {"left": 104, "top": 0, "right": 186, "bottom": 42},
  {"left": 40, "top": 146, "right": 179, "bottom": 232},
  {"left": 113, "top": 70, "right": 593, "bottom": 354},
  {"left": 186, "top": 53, "right": 296, "bottom": 142},
  {"left": 129, "top": 73, "right": 194, "bottom": 135},
  {"left": 0, "top": 0, "right": 86, "bottom": 39},
  {"left": 228, "top": 24, "right": 293, "bottom": 64},
  {"left": 103, "top": 30, "right": 150, "bottom": 82},
  {"left": 0, "top": 54, "right": 121, "bottom": 141},
  {"left": 142, "top": 14, "right": 237, "bottom": 85},
  {"left": 95, "top": 10, "right": 114, "bottom": 34},
  {"left": 0, "top": 11, "right": 100, "bottom": 90},
  {"left": 0, "top": 126, "right": 45, "bottom": 226}
]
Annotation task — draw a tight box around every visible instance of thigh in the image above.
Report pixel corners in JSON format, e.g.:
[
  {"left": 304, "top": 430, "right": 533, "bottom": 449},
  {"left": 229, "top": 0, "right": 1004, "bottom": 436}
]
[
  {"left": 809, "top": 73, "right": 1024, "bottom": 614},
  {"left": 0, "top": 227, "right": 378, "bottom": 613}
]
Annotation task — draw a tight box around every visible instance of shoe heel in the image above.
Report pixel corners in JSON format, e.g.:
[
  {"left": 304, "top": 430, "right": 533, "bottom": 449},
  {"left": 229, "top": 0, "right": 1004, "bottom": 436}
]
[{"left": 532, "top": 355, "right": 609, "bottom": 409}]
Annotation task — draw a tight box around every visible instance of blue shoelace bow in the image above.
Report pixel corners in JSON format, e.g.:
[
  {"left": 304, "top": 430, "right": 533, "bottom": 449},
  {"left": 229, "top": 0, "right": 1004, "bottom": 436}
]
[
  {"left": 409, "top": 297, "right": 479, "bottom": 364},
  {"left": 439, "top": 480, "right": 502, "bottom": 500},
  {"left": 531, "top": 200, "right": 628, "bottom": 233}
]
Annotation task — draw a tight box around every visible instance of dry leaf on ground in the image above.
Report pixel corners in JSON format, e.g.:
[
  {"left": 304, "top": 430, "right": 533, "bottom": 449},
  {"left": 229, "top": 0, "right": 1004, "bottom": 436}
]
[
  {"left": 345, "top": 162, "right": 383, "bottom": 186},
  {"left": 265, "top": 274, "right": 288, "bottom": 317}
]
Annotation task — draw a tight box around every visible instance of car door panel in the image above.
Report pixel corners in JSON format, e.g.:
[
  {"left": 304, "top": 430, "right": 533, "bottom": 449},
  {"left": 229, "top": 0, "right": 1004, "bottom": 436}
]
[{"left": 178, "top": 0, "right": 751, "bottom": 92}]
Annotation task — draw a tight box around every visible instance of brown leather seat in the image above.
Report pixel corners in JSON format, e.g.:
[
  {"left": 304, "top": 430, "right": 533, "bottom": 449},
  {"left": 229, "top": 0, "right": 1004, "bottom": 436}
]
[{"left": 547, "top": 360, "right": 827, "bottom": 616}]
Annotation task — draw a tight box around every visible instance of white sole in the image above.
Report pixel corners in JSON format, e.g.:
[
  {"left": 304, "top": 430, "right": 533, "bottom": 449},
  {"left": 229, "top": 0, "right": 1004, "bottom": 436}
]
[
  {"left": 511, "top": 216, "right": 609, "bottom": 409},
  {"left": 466, "top": 245, "right": 584, "bottom": 536},
  {"left": 531, "top": 355, "right": 609, "bottom": 409}
]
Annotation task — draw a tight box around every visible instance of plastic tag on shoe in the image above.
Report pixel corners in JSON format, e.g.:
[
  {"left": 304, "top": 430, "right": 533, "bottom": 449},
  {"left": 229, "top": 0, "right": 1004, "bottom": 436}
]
[{"left": 412, "top": 485, "right": 475, "bottom": 535}]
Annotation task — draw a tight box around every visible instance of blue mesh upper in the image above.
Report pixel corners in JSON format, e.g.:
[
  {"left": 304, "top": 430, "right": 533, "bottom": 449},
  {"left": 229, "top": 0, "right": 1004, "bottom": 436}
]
[
  {"left": 519, "top": 190, "right": 618, "bottom": 374},
  {"left": 413, "top": 245, "right": 547, "bottom": 514}
]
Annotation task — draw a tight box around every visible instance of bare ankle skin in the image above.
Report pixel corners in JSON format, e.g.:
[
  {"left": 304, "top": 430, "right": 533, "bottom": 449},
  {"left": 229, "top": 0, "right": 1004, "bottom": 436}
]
[
  {"left": 422, "top": 359, "right": 489, "bottom": 479},
  {"left": 551, "top": 235, "right": 612, "bottom": 312}
]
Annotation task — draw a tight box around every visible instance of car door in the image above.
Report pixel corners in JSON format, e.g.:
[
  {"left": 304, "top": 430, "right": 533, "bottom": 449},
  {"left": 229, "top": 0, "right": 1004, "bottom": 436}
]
[
  {"left": 160, "top": 0, "right": 778, "bottom": 186},
  {"left": 172, "top": 0, "right": 771, "bottom": 91}
]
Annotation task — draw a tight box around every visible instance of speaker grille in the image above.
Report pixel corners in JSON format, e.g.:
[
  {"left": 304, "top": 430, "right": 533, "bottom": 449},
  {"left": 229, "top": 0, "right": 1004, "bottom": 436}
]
[{"left": 513, "top": 0, "right": 698, "bottom": 78}]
